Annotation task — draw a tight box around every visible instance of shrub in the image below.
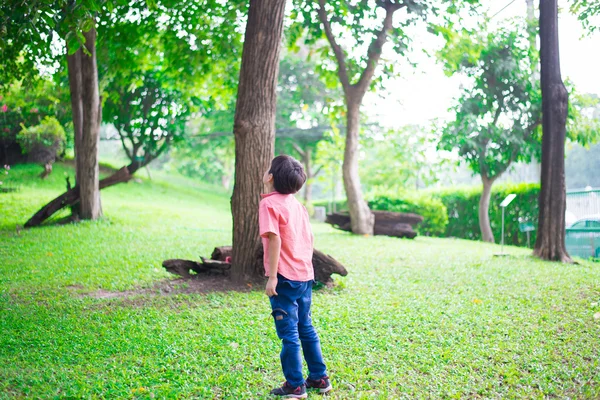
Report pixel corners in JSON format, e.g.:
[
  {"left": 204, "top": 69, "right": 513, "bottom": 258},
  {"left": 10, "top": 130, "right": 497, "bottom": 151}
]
[
  {"left": 366, "top": 189, "right": 449, "bottom": 236},
  {"left": 435, "top": 183, "right": 540, "bottom": 247},
  {"left": 17, "top": 117, "right": 66, "bottom": 164}
]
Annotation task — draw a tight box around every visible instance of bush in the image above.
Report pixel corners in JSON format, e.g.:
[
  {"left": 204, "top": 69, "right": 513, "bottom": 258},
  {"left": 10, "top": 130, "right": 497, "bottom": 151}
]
[
  {"left": 17, "top": 117, "right": 66, "bottom": 164},
  {"left": 366, "top": 189, "right": 449, "bottom": 236},
  {"left": 435, "top": 183, "right": 540, "bottom": 247}
]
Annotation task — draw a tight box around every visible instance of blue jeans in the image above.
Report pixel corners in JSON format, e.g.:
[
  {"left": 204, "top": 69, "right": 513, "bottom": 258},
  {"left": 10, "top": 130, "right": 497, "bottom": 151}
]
[{"left": 269, "top": 275, "right": 327, "bottom": 387}]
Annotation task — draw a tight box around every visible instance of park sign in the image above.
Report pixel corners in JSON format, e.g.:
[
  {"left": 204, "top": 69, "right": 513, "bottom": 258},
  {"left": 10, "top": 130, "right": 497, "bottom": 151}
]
[
  {"left": 500, "top": 193, "right": 517, "bottom": 208},
  {"left": 496, "top": 193, "right": 517, "bottom": 256}
]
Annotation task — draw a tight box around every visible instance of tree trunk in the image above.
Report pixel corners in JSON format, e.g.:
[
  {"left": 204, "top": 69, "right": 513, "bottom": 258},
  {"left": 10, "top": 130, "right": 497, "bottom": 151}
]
[
  {"left": 343, "top": 99, "right": 374, "bottom": 234},
  {"left": 302, "top": 147, "right": 313, "bottom": 205},
  {"left": 479, "top": 176, "right": 496, "bottom": 243},
  {"left": 66, "top": 28, "right": 102, "bottom": 220},
  {"left": 534, "top": 0, "right": 571, "bottom": 262},
  {"left": 78, "top": 27, "right": 102, "bottom": 219},
  {"left": 66, "top": 50, "right": 83, "bottom": 185},
  {"left": 230, "top": 0, "right": 286, "bottom": 282}
]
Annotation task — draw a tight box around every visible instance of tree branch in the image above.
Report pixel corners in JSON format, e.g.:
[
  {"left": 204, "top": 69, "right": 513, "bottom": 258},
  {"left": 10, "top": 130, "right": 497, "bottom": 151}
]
[
  {"left": 116, "top": 127, "right": 133, "bottom": 160},
  {"left": 291, "top": 142, "right": 306, "bottom": 158},
  {"left": 354, "top": 2, "right": 405, "bottom": 97},
  {"left": 317, "top": 0, "right": 351, "bottom": 92},
  {"left": 313, "top": 164, "right": 324, "bottom": 178}
]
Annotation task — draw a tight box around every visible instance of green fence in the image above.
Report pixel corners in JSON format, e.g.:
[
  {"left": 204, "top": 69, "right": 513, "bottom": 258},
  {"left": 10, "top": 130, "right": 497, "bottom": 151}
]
[{"left": 565, "top": 189, "right": 599, "bottom": 259}]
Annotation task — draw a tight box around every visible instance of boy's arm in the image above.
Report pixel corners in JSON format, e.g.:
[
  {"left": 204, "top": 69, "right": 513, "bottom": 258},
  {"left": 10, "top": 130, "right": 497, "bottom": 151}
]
[{"left": 265, "top": 232, "right": 281, "bottom": 297}]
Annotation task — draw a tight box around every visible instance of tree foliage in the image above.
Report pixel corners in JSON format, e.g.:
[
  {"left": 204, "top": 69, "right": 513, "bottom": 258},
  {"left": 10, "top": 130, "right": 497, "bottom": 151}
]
[
  {"left": 361, "top": 125, "right": 443, "bottom": 191},
  {"left": 438, "top": 21, "right": 542, "bottom": 181},
  {"left": 97, "top": 0, "right": 245, "bottom": 170},
  {"left": 571, "top": 0, "right": 600, "bottom": 32},
  {"left": 0, "top": 0, "right": 128, "bottom": 87},
  {"left": 17, "top": 116, "right": 66, "bottom": 163}
]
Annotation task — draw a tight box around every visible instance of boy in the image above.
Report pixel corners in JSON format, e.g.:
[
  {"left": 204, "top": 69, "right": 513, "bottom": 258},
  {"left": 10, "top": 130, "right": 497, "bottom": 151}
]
[{"left": 259, "top": 155, "right": 332, "bottom": 398}]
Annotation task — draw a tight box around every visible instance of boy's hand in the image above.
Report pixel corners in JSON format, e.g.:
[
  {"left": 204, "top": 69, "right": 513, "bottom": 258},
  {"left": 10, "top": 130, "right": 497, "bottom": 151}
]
[{"left": 266, "top": 277, "right": 278, "bottom": 297}]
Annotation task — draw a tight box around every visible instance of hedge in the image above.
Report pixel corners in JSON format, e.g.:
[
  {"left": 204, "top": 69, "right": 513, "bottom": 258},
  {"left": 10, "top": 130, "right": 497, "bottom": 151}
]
[{"left": 434, "top": 183, "right": 540, "bottom": 247}]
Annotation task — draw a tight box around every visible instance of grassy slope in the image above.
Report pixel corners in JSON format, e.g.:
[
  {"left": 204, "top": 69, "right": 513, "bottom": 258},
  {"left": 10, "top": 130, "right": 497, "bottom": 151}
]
[{"left": 1, "top": 163, "right": 599, "bottom": 399}]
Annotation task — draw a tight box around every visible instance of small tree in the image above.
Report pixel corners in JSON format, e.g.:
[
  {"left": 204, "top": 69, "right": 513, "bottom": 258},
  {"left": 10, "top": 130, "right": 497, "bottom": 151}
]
[
  {"left": 103, "top": 71, "right": 190, "bottom": 174},
  {"left": 17, "top": 116, "right": 66, "bottom": 177},
  {"left": 293, "top": 0, "right": 477, "bottom": 234},
  {"left": 438, "top": 22, "right": 541, "bottom": 243},
  {"left": 275, "top": 51, "right": 339, "bottom": 206}
]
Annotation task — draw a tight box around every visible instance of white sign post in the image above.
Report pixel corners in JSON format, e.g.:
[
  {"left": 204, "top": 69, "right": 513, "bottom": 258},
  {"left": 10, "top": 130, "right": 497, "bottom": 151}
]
[{"left": 497, "top": 193, "right": 516, "bottom": 256}]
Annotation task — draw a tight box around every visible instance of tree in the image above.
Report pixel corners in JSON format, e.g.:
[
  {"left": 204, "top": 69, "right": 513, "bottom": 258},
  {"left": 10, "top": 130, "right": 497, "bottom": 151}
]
[
  {"left": 1, "top": 0, "right": 125, "bottom": 220},
  {"left": 98, "top": 0, "right": 243, "bottom": 176},
  {"left": 169, "top": 109, "right": 236, "bottom": 189},
  {"left": 275, "top": 51, "right": 339, "bottom": 206},
  {"left": 438, "top": 22, "right": 541, "bottom": 243},
  {"left": 230, "top": 0, "right": 287, "bottom": 282},
  {"left": 18, "top": 0, "right": 245, "bottom": 227},
  {"left": 534, "top": 0, "right": 571, "bottom": 261},
  {"left": 292, "top": 0, "right": 476, "bottom": 235}
]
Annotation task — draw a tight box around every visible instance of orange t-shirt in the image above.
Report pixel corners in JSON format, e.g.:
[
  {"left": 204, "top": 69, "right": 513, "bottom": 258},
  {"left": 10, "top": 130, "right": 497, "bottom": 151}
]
[{"left": 258, "top": 191, "right": 314, "bottom": 281}]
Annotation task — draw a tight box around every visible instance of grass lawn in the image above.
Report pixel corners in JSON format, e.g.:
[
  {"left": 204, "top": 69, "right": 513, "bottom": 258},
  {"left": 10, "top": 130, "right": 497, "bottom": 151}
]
[{"left": 1, "top": 163, "right": 599, "bottom": 399}]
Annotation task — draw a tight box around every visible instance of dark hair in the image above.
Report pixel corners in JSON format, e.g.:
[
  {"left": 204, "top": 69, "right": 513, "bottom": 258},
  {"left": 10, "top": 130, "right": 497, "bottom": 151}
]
[{"left": 269, "top": 155, "right": 306, "bottom": 194}]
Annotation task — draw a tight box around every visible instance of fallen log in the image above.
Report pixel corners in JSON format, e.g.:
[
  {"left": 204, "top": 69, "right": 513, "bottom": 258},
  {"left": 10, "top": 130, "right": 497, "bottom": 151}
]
[
  {"left": 163, "top": 246, "right": 348, "bottom": 285},
  {"left": 373, "top": 210, "right": 423, "bottom": 225},
  {"left": 325, "top": 210, "right": 421, "bottom": 239},
  {"left": 25, "top": 166, "right": 134, "bottom": 228},
  {"left": 25, "top": 156, "right": 163, "bottom": 228}
]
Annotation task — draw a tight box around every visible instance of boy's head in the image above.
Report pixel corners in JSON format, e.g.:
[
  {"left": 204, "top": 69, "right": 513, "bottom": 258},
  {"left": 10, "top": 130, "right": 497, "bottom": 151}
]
[{"left": 263, "top": 155, "right": 306, "bottom": 194}]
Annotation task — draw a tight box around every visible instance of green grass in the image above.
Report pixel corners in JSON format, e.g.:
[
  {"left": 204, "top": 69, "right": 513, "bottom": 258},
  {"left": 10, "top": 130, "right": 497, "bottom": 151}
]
[{"left": 1, "top": 163, "right": 599, "bottom": 399}]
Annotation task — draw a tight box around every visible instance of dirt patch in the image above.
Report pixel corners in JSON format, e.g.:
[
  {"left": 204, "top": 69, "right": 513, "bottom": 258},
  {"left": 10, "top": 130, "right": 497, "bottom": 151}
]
[{"left": 79, "top": 275, "right": 256, "bottom": 300}]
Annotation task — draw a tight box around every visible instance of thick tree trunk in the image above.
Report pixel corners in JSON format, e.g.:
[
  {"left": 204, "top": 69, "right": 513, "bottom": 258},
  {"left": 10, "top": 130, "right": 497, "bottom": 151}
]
[
  {"left": 78, "top": 27, "right": 102, "bottom": 219},
  {"left": 479, "top": 176, "right": 496, "bottom": 243},
  {"left": 343, "top": 99, "right": 374, "bottom": 234},
  {"left": 231, "top": 0, "right": 286, "bottom": 282},
  {"left": 534, "top": 0, "right": 571, "bottom": 262},
  {"left": 66, "top": 28, "right": 102, "bottom": 220}
]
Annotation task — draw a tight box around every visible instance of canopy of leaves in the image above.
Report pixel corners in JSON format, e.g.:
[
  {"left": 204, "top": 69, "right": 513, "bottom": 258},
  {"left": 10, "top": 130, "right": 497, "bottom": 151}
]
[
  {"left": 0, "top": 0, "right": 131, "bottom": 87},
  {"left": 288, "top": 0, "right": 479, "bottom": 93},
  {"left": 96, "top": 0, "right": 245, "bottom": 166}
]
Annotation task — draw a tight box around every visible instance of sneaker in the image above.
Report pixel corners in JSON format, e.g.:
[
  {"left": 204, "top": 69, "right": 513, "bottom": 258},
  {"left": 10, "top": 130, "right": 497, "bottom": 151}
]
[
  {"left": 306, "top": 376, "right": 332, "bottom": 394},
  {"left": 270, "top": 382, "right": 308, "bottom": 398}
]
